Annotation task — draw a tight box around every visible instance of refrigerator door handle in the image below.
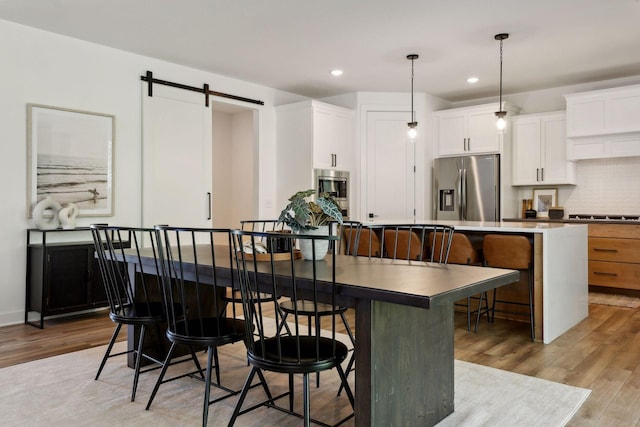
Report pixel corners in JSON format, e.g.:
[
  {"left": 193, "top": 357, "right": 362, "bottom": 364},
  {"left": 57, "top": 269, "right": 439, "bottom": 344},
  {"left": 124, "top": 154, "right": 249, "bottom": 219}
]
[
  {"left": 457, "top": 168, "right": 463, "bottom": 220},
  {"left": 460, "top": 168, "right": 467, "bottom": 220}
]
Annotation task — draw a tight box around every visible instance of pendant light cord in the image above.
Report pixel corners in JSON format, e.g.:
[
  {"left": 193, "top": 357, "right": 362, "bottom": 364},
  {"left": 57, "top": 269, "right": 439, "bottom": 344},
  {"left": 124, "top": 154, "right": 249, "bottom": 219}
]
[
  {"left": 499, "top": 37, "right": 503, "bottom": 110},
  {"left": 411, "top": 57, "right": 415, "bottom": 123}
]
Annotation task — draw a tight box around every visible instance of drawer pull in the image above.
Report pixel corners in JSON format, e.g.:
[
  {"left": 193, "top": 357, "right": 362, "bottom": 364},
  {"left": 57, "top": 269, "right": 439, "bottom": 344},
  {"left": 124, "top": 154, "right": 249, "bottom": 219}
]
[
  {"left": 593, "top": 271, "right": 618, "bottom": 277},
  {"left": 593, "top": 248, "right": 618, "bottom": 253}
]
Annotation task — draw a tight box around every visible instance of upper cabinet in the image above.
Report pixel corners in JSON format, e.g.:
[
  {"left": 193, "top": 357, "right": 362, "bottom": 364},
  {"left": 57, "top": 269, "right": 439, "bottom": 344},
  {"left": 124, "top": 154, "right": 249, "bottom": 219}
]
[
  {"left": 276, "top": 100, "right": 354, "bottom": 171},
  {"left": 565, "top": 84, "right": 640, "bottom": 160},
  {"left": 434, "top": 102, "right": 519, "bottom": 157},
  {"left": 565, "top": 84, "right": 640, "bottom": 137},
  {"left": 276, "top": 100, "right": 354, "bottom": 208},
  {"left": 311, "top": 104, "right": 354, "bottom": 170},
  {"left": 512, "top": 112, "right": 576, "bottom": 186}
]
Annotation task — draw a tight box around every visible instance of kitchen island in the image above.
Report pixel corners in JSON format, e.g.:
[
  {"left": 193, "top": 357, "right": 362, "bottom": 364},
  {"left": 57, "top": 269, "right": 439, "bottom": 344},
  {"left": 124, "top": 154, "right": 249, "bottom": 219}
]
[{"left": 367, "top": 220, "right": 589, "bottom": 343}]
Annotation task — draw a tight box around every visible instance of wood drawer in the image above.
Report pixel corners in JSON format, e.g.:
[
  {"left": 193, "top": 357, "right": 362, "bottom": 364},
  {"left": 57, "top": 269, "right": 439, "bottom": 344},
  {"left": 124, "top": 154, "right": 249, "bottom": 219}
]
[
  {"left": 589, "top": 237, "right": 640, "bottom": 262},
  {"left": 589, "top": 223, "right": 640, "bottom": 239},
  {"left": 589, "top": 261, "right": 640, "bottom": 290}
]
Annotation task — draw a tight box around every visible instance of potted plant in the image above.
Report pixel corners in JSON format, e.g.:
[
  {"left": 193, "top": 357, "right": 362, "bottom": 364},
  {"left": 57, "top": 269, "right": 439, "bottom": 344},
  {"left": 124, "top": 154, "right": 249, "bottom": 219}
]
[{"left": 278, "top": 189, "right": 343, "bottom": 260}]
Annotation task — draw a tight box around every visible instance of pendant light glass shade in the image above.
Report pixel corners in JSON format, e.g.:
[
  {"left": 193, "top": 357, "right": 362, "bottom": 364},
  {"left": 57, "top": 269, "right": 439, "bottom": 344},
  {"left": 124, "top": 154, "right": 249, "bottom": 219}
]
[
  {"left": 494, "top": 33, "right": 509, "bottom": 130},
  {"left": 407, "top": 54, "right": 419, "bottom": 139}
]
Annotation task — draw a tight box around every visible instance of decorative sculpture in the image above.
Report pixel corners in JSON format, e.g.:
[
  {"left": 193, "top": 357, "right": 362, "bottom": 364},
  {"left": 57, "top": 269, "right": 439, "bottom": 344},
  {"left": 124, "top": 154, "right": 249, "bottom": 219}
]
[
  {"left": 58, "top": 203, "right": 79, "bottom": 229},
  {"left": 32, "top": 197, "right": 62, "bottom": 230}
]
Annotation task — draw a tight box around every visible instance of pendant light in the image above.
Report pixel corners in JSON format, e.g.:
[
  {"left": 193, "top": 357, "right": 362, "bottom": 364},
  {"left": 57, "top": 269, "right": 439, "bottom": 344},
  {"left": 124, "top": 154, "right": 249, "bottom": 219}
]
[
  {"left": 494, "top": 33, "right": 509, "bottom": 130},
  {"left": 407, "top": 54, "right": 419, "bottom": 139}
]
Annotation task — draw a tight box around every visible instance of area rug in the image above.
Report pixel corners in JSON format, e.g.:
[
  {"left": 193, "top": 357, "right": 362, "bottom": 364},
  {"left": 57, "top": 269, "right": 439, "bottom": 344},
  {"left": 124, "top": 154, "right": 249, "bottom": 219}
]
[
  {"left": 589, "top": 292, "right": 640, "bottom": 308},
  {"left": 0, "top": 341, "right": 589, "bottom": 426}
]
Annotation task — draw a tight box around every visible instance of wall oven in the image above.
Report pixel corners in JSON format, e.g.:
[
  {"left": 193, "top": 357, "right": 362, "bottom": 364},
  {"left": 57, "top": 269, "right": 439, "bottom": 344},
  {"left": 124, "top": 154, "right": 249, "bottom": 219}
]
[{"left": 314, "top": 169, "right": 349, "bottom": 219}]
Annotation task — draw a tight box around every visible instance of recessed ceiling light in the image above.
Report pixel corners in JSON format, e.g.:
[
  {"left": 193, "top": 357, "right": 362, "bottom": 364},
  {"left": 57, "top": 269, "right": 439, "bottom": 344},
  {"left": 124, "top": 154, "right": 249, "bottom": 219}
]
[
  {"left": 331, "top": 69, "right": 343, "bottom": 76},
  {"left": 467, "top": 77, "right": 479, "bottom": 84}
]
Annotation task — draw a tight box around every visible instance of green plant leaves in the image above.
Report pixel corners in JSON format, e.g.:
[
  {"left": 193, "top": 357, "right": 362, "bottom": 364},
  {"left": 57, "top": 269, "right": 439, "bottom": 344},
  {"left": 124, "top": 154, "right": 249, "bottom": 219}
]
[{"left": 278, "top": 189, "right": 343, "bottom": 232}]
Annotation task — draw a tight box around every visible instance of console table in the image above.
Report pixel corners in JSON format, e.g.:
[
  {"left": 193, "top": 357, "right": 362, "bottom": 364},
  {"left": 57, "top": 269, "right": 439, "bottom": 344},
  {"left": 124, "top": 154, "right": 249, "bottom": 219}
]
[{"left": 25, "top": 227, "right": 127, "bottom": 328}]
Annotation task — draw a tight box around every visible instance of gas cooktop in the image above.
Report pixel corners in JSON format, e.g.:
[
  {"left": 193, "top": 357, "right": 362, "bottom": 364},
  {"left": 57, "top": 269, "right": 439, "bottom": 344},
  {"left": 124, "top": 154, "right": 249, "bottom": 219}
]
[{"left": 568, "top": 214, "right": 640, "bottom": 221}]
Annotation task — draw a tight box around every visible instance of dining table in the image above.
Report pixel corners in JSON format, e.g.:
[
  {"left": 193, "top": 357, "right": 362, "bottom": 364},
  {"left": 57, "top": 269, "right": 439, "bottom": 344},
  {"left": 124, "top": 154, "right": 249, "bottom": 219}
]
[{"left": 121, "top": 245, "right": 519, "bottom": 426}]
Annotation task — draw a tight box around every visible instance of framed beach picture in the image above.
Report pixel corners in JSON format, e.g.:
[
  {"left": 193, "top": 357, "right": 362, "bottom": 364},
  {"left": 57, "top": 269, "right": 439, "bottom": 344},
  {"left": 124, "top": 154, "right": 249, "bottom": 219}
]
[
  {"left": 532, "top": 188, "right": 558, "bottom": 218},
  {"left": 27, "top": 104, "right": 115, "bottom": 217}
]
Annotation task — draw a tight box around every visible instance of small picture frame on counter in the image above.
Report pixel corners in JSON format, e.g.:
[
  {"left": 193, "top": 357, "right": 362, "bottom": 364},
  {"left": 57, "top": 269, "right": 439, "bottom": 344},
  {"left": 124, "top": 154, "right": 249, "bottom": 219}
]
[{"left": 532, "top": 188, "right": 558, "bottom": 218}]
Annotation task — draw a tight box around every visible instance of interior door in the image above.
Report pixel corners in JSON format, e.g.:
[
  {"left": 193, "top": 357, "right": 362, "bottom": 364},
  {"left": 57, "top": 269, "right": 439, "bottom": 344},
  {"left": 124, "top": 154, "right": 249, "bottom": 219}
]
[
  {"left": 365, "top": 111, "right": 415, "bottom": 222},
  {"left": 142, "top": 84, "right": 212, "bottom": 228}
]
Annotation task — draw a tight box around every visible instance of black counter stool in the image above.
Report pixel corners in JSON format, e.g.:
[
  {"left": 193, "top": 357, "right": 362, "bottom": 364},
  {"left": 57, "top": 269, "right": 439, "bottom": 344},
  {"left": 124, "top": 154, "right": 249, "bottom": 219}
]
[{"left": 482, "top": 234, "right": 535, "bottom": 341}]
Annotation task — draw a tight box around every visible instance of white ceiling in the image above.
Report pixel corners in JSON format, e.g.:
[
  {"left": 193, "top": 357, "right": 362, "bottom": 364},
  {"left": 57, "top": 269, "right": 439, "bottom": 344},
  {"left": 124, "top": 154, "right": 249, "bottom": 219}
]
[{"left": 1, "top": 0, "right": 639, "bottom": 102}]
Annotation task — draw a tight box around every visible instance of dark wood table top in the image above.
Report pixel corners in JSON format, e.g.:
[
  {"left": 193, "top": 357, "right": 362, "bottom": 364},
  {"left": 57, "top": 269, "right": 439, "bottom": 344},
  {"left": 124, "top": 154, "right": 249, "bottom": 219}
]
[{"left": 125, "top": 245, "right": 519, "bottom": 309}]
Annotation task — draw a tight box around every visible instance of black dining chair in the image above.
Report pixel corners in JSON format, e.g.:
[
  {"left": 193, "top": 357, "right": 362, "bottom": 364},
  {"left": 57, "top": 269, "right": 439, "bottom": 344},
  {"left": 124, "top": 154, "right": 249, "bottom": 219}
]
[
  {"left": 431, "top": 231, "right": 490, "bottom": 331},
  {"left": 276, "top": 221, "right": 357, "bottom": 389},
  {"left": 145, "top": 226, "right": 247, "bottom": 427},
  {"left": 234, "top": 220, "right": 292, "bottom": 336},
  {"left": 90, "top": 224, "right": 168, "bottom": 402},
  {"left": 229, "top": 229, "right": 355, "bottom": 427},
  {"left": 363, "top": 223, "right": 455, "bottom": 263}
]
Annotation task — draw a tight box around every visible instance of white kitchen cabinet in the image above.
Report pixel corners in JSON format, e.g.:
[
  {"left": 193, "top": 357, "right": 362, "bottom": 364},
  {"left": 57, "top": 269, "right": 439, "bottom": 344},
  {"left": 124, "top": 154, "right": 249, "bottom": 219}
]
[
  {"left": 565, "top": 84, "right": 640, "bottom": 137},
  {"left": 512, "top": 112, "right": 576, "bottom": 186},
  {"left": 311, "top": 104, "right": 353, "bottom": 170},
  {"left": 434, "top": 102, "right": 519, "bottom": 157},
  {"left": 276, "top": 100, "right": 354, "bottom": 209},
  {"left": 276, "top": 100, "right": 354, "bottom": 171}
]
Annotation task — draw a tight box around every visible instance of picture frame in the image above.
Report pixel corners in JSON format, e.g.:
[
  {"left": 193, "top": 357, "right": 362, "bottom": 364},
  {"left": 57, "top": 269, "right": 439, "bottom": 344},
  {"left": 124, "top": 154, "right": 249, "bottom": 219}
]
[
  {"left": 532, "top": 188, "right": 558, "bottom": 218},
  {"left": 27, "top": 104, "right": 115, "bottom": 217}
]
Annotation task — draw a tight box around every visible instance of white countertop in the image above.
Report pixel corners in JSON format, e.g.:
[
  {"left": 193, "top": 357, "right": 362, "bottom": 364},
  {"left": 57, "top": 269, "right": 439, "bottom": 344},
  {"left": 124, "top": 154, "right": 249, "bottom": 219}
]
[{"left": 364, "top": 220, "right": 586, "bottom": 234}]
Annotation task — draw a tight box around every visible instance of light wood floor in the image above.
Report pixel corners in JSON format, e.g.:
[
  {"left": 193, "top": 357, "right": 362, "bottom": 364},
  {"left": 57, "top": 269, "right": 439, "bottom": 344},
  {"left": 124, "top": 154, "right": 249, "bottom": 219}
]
[{"left": 2, "top": 303, "right": 638, "bottom": 426}]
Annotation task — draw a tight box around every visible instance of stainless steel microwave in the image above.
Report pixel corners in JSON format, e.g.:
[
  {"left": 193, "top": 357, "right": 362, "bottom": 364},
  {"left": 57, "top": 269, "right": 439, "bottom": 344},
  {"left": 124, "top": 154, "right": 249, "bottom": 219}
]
[{"left": 314, "top": 169, "right": 349, "bottom": 218}]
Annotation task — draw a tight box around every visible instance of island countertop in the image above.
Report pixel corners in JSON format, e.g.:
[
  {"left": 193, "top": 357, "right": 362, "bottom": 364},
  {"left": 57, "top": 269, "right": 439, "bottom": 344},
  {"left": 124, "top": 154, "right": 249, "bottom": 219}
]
[{"left": 365, "top": 219, "right": 586, "bottom": 234}]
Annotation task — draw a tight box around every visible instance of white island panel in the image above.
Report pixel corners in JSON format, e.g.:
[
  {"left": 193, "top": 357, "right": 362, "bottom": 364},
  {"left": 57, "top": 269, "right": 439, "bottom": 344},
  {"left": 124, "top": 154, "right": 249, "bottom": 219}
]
[{"left": 542, "top": 224, "right": 589, "bottom": 343}]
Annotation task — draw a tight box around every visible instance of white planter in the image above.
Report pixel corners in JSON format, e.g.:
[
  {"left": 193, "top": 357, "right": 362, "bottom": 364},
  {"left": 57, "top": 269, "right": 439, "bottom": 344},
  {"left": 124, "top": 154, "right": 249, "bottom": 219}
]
[{"left": 298, "top": 225, "right": 330, "bottom": 261}]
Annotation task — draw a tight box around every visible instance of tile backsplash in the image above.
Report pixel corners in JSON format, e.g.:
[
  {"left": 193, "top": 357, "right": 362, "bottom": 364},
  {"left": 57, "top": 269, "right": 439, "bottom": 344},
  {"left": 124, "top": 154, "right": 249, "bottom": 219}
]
[{"left": 515, "top": 157, "right": 640, "bottom": 216}]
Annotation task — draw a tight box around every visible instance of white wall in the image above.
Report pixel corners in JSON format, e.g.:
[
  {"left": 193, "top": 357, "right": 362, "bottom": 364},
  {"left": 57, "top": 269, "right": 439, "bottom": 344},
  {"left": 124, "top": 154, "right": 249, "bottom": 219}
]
[{"left": 0, "top": 18, "right": 303, "bottom": 326}]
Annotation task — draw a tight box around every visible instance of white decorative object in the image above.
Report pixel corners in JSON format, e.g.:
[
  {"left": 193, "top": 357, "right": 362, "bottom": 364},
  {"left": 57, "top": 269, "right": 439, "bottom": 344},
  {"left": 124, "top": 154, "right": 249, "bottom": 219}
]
[
  {"left": 32, "top": 197, "right": 62, "bottom": 230},
  {"left": 58, "top": 203, "right": 79, "bottom": 229},
  {"left": 298, "top": 226, "right": 330, "bottom": 261}
]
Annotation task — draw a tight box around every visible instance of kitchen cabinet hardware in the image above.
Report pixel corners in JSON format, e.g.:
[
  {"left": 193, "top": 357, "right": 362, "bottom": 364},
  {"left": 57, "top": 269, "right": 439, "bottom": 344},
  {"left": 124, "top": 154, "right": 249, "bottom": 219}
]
[
  {"left": 207, "top": 192, "right": 212, "bottom": 220},
  {"left": 593, "top": 248, "right": 618, "bottom": 252},
  {"left": 594, "top": 271, "right": 618, "bottom": 276}
]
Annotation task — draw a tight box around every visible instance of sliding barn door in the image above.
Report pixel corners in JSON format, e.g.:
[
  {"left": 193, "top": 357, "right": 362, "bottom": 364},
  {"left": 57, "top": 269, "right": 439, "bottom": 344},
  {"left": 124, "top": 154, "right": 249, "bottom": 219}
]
[{"left": 142, "top": 84, "right": 212, "bottom": 228}]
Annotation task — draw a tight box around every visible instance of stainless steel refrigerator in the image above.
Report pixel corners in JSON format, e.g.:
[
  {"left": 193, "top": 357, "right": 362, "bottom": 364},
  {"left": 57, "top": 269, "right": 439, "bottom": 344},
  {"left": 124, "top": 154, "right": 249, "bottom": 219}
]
[{"left": 433, "top": 154, "right": 500, "bottom": 221}]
